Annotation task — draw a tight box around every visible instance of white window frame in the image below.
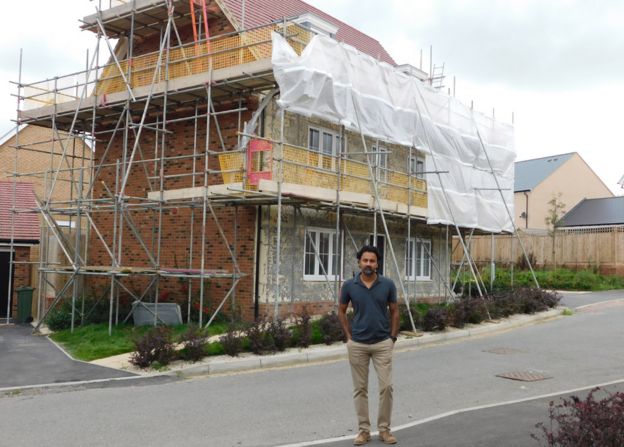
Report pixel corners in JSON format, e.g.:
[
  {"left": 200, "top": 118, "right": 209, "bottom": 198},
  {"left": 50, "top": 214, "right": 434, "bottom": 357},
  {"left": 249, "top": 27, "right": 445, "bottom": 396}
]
[
  {"left": 308, "top": 126, "right": 343, "bottom": 170},
  {"left": 409, "top": 155, "right": 426, "bottom": 179},
  {"left": 405, "top": 237, "right": 432, "bottom": 281},
  {"left": 373, "top": 145, "right": 389, "bottom": 183},
  {"left": 303, "top": 227, "right": 341, "bottom": 281}
]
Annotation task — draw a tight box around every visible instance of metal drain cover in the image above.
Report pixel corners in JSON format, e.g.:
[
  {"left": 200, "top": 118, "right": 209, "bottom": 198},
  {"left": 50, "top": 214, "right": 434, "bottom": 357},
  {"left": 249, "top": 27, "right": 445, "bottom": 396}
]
[
  {"left": 496, "top": 371, "right": 552, "bottom": 382},
  {"left": 483, "top": 347, "right": 524, "bottom": 355}
]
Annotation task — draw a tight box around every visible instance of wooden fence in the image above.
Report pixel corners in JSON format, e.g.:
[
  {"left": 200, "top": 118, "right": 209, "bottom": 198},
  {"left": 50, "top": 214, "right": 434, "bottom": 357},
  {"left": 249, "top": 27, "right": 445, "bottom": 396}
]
[{"left": 452, "top": 226, "right": 624, "bottom": 275}]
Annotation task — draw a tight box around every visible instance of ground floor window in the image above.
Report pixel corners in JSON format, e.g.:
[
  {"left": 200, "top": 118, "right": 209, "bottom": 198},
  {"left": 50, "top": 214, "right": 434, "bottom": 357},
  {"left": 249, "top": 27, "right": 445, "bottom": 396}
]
[
  {"left": 405, "top": 238, "right": 431, "bottom": 280},
  {"left": 304, "top": 228, "right": 341, "bottom": 280}
]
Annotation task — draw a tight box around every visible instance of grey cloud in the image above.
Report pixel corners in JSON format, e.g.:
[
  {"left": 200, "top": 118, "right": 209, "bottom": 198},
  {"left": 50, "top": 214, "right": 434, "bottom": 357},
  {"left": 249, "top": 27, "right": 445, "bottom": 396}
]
[
  {"left": 310, "top": 0, "right": 624, "bottom": 90},
  {"left": 390, "top": 1, "right": 624, "bottom": 90}
]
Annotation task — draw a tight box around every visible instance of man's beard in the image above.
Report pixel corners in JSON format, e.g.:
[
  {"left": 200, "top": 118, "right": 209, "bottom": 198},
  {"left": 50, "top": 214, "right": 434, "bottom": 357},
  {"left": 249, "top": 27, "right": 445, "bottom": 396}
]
[{"left": 362, "top": 266, "right": 375, "bottom": 276}]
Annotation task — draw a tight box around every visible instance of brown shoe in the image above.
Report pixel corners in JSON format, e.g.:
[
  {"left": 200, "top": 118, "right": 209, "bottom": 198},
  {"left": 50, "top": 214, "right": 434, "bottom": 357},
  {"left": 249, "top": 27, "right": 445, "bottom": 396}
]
[
  {"left": 353, "top": 430, "right": 371, "bottom": 445},
  {"left": 379, "top": 430, "right": 397, "bottom": 444}
]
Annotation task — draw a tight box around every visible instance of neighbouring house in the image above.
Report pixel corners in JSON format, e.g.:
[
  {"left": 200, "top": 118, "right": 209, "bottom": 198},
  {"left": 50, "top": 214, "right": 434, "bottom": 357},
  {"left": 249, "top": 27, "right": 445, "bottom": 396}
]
[
  {"left": 16, "top": 0, "right": 513, "bottom": 326},
  {"left": 554, "top": 196, "right": 624, "bottom": 274},
  {"left": 457, "top": 163, "right": 621, "bottom": 274},
  {"left": 514, "top": 152, "right": 613, "bottom": 232},
  {"left": 0, "top": 124, "right": 91, "bottom": 319},
  {"left": 559, "top": 196, "right": 624, "bottom": 229},
  {"left": 0, "top": 124, "right": 91, "bottom": 203},
  {"left": 0, "top": 181, "right": 39, "bottom": 320}
]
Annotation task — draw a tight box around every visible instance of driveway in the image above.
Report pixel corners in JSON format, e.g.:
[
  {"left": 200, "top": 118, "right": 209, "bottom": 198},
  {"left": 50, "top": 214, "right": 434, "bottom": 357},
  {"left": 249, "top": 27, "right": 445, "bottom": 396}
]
[{"left": 0, "top": 324, "right": 135, "bottom": 389}]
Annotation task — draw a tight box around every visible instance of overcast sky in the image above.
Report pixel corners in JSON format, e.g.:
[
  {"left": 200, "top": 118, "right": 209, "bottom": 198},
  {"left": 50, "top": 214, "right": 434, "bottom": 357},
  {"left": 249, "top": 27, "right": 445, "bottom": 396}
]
[{"left": 1, "top": 0, "right": 623, "bottom": 193}]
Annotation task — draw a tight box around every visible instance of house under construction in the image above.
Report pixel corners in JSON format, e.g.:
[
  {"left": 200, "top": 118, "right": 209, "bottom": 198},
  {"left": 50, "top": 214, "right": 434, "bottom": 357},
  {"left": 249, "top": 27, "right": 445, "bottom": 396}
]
[{"left": 9, "top": 0, "right": 520, "bottom": 331}]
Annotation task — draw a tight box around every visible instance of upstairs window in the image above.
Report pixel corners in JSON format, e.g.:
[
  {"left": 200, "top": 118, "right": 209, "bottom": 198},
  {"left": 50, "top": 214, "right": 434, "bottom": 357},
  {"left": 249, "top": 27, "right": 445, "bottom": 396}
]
[
  {"left": 373, "top": 145, "right": 389, "bottom": 183},
  {"left": 308, "top": 127, "right": 342, "bottom": 170},
  {"left": 409, "top": 156, "right": 426, "bottom": 179}
]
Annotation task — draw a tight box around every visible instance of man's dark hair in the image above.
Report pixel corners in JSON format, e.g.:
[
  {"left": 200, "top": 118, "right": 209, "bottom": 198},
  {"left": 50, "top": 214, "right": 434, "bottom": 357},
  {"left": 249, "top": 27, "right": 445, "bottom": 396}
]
[{"left": 357, "top": 244, "right": 380, "bottom": 262}]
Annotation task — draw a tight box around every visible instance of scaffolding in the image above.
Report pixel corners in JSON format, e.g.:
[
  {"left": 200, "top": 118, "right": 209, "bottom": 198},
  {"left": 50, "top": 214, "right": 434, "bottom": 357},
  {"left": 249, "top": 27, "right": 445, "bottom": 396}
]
[{"left": 6, "top": 0, "right": 531, "bottom": 332}]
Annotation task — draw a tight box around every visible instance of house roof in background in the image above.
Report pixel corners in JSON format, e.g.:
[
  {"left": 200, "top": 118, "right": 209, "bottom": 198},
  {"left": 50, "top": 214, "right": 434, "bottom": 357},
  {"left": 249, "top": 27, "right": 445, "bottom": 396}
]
[
  {"left": 221, "top": 0, "right": 396, "bottom": 65},
  {"left": 0, "top": 181, "right": 40, "bottom": 242},
  {"left": 514, "top": 152, "right": 575, "bottom": 192},
  {"left": 559, "top": 196, "right": 624, "bottom": 227}
]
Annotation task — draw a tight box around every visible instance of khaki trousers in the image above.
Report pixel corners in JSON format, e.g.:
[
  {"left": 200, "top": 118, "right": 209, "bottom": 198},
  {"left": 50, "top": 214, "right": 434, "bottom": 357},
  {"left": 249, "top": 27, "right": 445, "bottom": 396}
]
[{"left": 346, "top": 338, "right": 394, "bottom": 432}]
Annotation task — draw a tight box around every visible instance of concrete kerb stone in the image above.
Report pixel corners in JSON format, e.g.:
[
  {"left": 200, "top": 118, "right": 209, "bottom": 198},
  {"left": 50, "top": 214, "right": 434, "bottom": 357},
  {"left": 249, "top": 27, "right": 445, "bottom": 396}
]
[{"left": 305, "top": 345, "right": 347, "bottom": 363}]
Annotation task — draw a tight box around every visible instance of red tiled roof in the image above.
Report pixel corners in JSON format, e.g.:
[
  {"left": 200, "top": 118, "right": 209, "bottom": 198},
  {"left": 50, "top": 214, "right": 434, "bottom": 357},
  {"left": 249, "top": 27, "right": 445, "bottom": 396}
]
[
  {"left": 220, "top": 0, "right": 396, "bottom": 65},
  {"left": 0, "top": 181, "right": 40, "bottom": 242}
]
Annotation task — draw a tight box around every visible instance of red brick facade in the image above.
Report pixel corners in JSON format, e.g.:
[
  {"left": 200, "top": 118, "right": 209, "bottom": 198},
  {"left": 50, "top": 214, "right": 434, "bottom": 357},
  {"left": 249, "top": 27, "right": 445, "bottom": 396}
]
[{"left": 88, "top": 94, "right": 259, "bottom": 320}]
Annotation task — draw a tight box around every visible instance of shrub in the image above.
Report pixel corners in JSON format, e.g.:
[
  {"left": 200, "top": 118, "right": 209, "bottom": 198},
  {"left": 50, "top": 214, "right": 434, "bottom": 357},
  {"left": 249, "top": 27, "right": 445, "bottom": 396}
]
[
  {"left": 423, "top": 307, "right": 447, "bottom": 332},
  {"left": 45, "top": 295, "right": 128, "bottom": 331},
  {"left": 460, "top": 297, "right": 489, "bottom": 325},
  {"left": 532, "top": 387, "right": 624, "bottom": 446},
  {"left": 291, "top": 308, "right": 312, "bottom": 348},
  {"left": 445, "top": 297, "right": 484, "bottom": 327},
  {"left": 446, "top": 301, "right": 466, "bottom": 329},
  {"left": 398, "top": 301, "right": 423, "bottom": 331},
  {"left": 516, "top": 251, "right": 537, "bottom": 271},
  {"left": 46, "top": 300, "right": 74, "bottom": 331},
  {"left": 219, "top": 327, "right": 243, "bottom": 357},
  {"left": 267, "top": 319, "right": 291, "bottom": 352},
  {"left": 571, "top": 270, "right": 599, "bottom": 291},
  {"left": 310, "top": 320, "right": 324, "bottom": 345},
  {"left": 319, "top": 312, "right": 345, "bottom": 344},
  {"left": 130, "top": 326, "right": 175, "bottom": 368},
  {"left": 487, "top": 291, "right": 520, "bottom": 319},
  {"left": 178, "top": 325, "right": 208, "bottom": 362},
  {"left": 514, "top": 288, "right": 560, "bottom": 314},
  {"left": 245, "top": 318, "right": 276, "bottom": 355}
]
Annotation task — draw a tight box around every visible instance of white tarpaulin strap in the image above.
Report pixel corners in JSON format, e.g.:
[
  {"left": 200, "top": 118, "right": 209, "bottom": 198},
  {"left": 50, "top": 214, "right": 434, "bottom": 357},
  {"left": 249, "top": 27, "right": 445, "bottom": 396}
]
[{"left": 271, "top": 32, "right": 515, "bottom": 233}]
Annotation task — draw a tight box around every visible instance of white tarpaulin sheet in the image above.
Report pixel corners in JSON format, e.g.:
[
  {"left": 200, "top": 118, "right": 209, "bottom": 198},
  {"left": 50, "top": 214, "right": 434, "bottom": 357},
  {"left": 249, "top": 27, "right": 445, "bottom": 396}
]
[{"left": 271, "top": 32, "right": 515, "bottom": 233}]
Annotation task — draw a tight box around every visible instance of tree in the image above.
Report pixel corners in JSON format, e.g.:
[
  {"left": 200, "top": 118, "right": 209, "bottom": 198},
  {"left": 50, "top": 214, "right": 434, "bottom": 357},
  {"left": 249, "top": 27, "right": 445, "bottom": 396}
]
[{"left": 545, "top": 193, "right": 566, "bottom": 267}]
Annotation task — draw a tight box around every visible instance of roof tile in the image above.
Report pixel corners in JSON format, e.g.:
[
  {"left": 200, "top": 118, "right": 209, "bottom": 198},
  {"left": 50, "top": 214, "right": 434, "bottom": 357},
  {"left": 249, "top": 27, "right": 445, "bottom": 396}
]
[
  {"left": 221, "top": 0, "right": 396, "bottom": 65},
  {"left": 560, "top": 196, "right": 624, "bottom": 227},
  {"left": 0, "top": 181, "right": 40, "bottom": 242},
  {"left": 514, "top": 153, "right": 575, "bottom": 192}
]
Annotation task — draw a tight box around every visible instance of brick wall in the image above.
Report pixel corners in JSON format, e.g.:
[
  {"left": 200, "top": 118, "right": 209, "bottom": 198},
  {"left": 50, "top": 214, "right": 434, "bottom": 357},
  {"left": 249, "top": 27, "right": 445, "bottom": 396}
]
[
  {"left": 0, "top": 125, "right": 91, "bottom": 204},
  {"left": 132, "top": 14, "right": 235, "bottom": 57},
  {"left": 88, "top": 97, "right": 259, "bottom": 321}
]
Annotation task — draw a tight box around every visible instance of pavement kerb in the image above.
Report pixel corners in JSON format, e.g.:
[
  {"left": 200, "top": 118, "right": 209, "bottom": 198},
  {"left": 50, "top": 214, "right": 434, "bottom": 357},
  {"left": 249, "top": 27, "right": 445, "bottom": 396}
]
[{"left": 165, "top": 307, "right": 564, "bottom": 379}]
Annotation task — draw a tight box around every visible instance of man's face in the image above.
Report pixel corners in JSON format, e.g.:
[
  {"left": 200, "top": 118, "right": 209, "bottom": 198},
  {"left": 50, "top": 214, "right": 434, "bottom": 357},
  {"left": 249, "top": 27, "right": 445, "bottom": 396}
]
[{"left": 358, "top": 251, "right": 378, "bottom": 277}]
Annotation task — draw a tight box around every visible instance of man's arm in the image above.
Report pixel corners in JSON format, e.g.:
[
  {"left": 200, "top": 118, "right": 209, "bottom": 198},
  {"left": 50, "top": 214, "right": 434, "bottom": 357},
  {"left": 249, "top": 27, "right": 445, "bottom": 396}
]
[
  {"left": 338, "top": 302, "right": 351, "bottom": 341},
  {"left": 389, "top": 301, "right": 399, "bottom": 341}
]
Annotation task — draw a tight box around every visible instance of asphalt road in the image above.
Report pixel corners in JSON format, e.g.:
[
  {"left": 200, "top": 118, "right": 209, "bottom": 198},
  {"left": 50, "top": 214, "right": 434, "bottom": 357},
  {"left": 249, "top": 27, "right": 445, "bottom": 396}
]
[
  {"left": 558, "top": 288, "right": 624, "bottom": 309},
  {"left": 1, "top": 292, "right": 623, "bottom": 447},
  {"left": 0, "top": 325, "right": 134, "bottom": 388},
  {"left": 313, "top": 382, "right": 624, "bottom": 447}
]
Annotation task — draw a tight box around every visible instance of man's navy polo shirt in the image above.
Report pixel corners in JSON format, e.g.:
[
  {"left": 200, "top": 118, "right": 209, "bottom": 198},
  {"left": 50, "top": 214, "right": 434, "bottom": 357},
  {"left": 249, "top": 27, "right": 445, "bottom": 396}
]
[{"left": 340, "top": 274, "right": 397, "bottom": 344}]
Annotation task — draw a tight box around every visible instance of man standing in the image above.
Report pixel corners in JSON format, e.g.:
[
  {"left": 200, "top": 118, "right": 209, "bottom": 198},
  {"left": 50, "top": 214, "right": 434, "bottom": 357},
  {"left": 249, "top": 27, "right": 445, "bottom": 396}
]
[{"left": 338, "top": 245, "right": 400, "bottom": 445}]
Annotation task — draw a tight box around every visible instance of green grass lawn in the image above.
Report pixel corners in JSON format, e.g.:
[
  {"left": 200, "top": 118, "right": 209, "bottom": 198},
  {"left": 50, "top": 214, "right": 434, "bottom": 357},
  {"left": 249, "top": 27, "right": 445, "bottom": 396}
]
[{"left": 50, "top": 322, "right": 229, "bottom": 362}]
